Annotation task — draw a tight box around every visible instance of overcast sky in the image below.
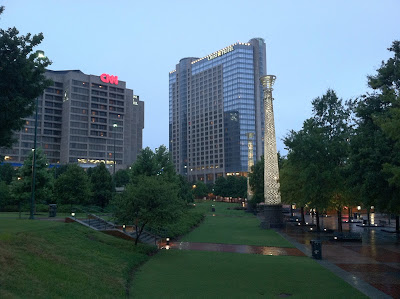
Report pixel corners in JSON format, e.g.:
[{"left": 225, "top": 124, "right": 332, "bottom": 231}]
[{"left": 1, "top": 0, "right": 399, "bottom": 154}]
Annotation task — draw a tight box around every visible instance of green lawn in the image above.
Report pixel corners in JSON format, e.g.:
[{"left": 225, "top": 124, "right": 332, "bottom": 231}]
[
  {"left": 182, "top": 201, "right": 293, "bottom": 247},
  {"left": 0, "top": 211, "right": 87, "bottom": 220},
  {"left": 0, "top": 219, "right": 154, "bottom": 298},
  {"left": 131, "top": 250, "right": 367, "bottom": 298}
]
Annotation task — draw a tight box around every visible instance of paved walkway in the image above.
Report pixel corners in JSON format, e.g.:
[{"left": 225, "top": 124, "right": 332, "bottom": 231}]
[
  {"left": 278, "top": 219, "right": 400, "bottom": 298},
  {"left": 170, "top": 241, "right": 305, "bottom": 256}
]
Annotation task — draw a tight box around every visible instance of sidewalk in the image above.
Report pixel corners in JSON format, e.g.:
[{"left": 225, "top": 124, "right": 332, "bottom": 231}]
[{"left": 278, "top": 218, "right": 400, "bottom": 298}]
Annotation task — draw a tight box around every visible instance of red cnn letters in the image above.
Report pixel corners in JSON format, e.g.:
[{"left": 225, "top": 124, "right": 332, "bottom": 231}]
[{"left": 100, "top": 73, "right": 118, "bottom": 85}]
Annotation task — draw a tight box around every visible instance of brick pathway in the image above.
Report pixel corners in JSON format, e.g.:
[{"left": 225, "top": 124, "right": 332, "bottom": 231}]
[
  {"left": 169, "top": 241, "right": 305, "bottom": 256},
  {"left": 279, "top": 223, "right": 400, "bottom": 298}
]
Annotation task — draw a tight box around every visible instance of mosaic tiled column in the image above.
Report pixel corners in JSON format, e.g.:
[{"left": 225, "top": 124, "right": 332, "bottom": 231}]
[
  {"left": 246, "top": 132, "right": 254, "bottom": 200},
  {"left": 260, "top": 75, "right": 283, "bottom": 228}
]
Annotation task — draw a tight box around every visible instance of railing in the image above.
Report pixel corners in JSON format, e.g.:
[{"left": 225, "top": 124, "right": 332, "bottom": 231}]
[{"left": 71, "top": 206, "right": 117, "bottom": 230}]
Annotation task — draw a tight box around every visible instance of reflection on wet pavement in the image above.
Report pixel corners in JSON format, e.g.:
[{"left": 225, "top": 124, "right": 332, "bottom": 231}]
[
  {"left": 170, "top": 241, "right": 306, "bottom": 257},
  {"left": 280, "top": 213, "right": 400, "bottom": 298}
]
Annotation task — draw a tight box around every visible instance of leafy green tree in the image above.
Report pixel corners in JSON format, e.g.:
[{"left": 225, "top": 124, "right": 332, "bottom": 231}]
[
  {"left": 192, "top": 181, "right": 209, "bottom": 199},
  {"left": 114, "top": 168, "right": 130, "bottom": 187},
  {"left": 178, "top": 174, "right": 194, "bottom": 203},
  {"left": 54, "top": 164, "right": 91, "bottom": 207},
  {"left": 9, "top": 148, "right": 52, "bottom": 217},
  {"left": 0, "top": 6, "right": 52, "bottom": 148},
  {"left": 359, "top": 40, "right": 400, "bottom": 230},
  {"left": 131, "top": 145, "right": 176, "bottom": 181},
  {"left": 284, "top": 90, "right": 350, "bottom": 231},
  {"left": 0, "top": 180, "right": 11, "bottom": 210},
  {"left": 90, "top": 163, "right": 113, "bottom": 209},
  {"left": 213, "top": 176, "right": 228, "bottom": 197},
  {"left": 114, "top": 145, "right": 186, "bottom": 244},
  {"left": 279, "top": 157, "right": 307, "bottom": 224},
  {"left": 0, "top": 163, "right": 15, "bottom": 184},
  {"left": 248, "top": 156, "right": 264, "bottom": 209},
  {"left": 114, "top": 175, "right": 182, "bottom": 245}
]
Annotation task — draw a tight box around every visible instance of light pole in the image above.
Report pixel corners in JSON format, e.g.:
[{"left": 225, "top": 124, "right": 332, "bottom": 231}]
[
  {"left": 113, "top": 123, "right": 117, "bottom": 175},
  {"left": 30, "top": 50, "right": 45, "bottom": 220}
]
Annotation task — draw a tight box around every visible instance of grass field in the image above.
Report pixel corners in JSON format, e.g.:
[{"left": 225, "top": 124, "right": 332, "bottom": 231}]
[
  {"left": 131, "top": 250, "right": 367, "bottom": 298},
  {"left": 182, "top": 201, "right": 293, "bottom": 247},
  {"left": 0, "top": 219, "right": 154, "bottom": 298},
  {"left": 131, "top": 201, "right": 366, "bottom": 298}
]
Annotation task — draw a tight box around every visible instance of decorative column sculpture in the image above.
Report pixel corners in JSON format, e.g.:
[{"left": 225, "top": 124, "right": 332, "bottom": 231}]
[
  {"left": 246, "top": 132, "right": 255, "bottom": 200},
  {"left": 260, "top": 75, "right": 283, "bottom": 228}
]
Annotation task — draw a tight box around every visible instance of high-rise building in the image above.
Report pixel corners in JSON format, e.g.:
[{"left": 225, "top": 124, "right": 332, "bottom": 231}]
[
  {"left": 0, "top": 70, "right": 144, "bottom": 170},
  {"left": 169, "top": 38, "right": 266, "bottom": 183}
]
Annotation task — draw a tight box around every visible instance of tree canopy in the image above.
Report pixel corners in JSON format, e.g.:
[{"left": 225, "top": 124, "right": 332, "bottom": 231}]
[
  {"left": 0, "top": 6, "right": 52, "bottom": 148},
  {"left": 53, "top": 164, "right": 91, "bottom": 207}
]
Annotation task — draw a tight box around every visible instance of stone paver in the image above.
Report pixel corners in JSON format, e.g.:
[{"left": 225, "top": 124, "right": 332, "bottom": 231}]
[
  {"left": 170, "top": 241, "right": 305, "bottom": 256},
  {"left": 278, "top": 216, "right": 400, "bottom": 298}
]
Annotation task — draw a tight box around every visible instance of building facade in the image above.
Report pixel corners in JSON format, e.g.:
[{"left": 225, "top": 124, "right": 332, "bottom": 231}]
[
  {"left": 169, "top": 38, "right": 266, "bottom": 183},
  {"left": 1, "top": 70, "right": 144, "bottom": 170}
]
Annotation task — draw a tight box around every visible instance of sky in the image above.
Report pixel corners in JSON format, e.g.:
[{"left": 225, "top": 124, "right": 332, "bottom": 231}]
[{"left": 1, "top": 0, "right": 399, "bottom": 154}]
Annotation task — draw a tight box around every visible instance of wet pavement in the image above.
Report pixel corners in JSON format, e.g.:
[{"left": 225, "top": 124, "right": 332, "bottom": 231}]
[
  {"left": 278, "top": 213, "right": 400, "bottom": 298},
  {"left": 169, "top": 241, "right": 305, "bottom": 257}
]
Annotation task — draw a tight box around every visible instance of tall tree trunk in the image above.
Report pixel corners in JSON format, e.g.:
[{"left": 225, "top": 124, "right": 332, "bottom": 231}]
[
  {"left": 301, "top": 207, "right": 305, "bottom": 225},
  {"left": 396, "top": 215, "right": 399, "bottom": 233},
  {"left": 135, "top": 223, "right": 146, "bottom": 246},
  {"left": 337, "top": 208, "right": 343, "bottom": 232},
  {"left": 316, "top": 209, "right": 320, "bottom": 232},
  {"left": 348, "top": 207, "right": 351, "bottom": 219},
  {"left": 18, "top": 201, "right": 21, "bottom": 219}
]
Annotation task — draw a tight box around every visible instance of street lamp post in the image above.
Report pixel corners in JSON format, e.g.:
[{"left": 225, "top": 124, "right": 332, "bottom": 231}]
[
  {"left": 30, "top": 50, "right": 46, "bottom": 220},
  {"left": 113, "top": 123, "right": 117, "bottom": 175},
  {"left": 29, "top": 96, "right": 39, "bottom": 220}
]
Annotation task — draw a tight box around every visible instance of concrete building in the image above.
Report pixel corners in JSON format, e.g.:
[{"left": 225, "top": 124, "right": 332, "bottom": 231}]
[
  {"left": 169, "top": 38, "right": 266, "bottom": 183},
  {"left": 0, "top": 70, "right": 144, "bottom": 170}
]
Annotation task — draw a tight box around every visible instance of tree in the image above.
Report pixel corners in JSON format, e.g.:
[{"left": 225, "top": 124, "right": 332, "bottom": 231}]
[
  {"left": 131, "top": 145, "right": 176, "bottom": 181},
  {"left": 192, "top": 181, "right": 209, "bottom": 199},
  {"left": 279, "top": 156, "right": 307, "bottom": 224},
  {"left": 0, "top": 180, "right": 11, "bottom": 210},
  {"left": 248, "top": 156, "right": 265, "bottom": 209},
  {"left": 114, "top": 168, "right": 130, "bottom": 187},
  {"left": 114, "top": 175, "right": 182, "bottom": 245},
  {"left": 178, "top": 175, "right": 194, "bottom": 203},
  {"left": 0, "top": 163, "right": 15, "bottom": 184},
  {"left": 284, "top": 90, "right": 351, "bottom": 231},
  {"left": 9, "top": 148, "right": 52, "bottom": 217},
  {"left": 0, "top": 6, "right": 52, "bottom": 148},
  {"left": 90, "top": 163, "right": 113, "bottom": 209},
  {"left": 54, "top": 164, "right": 91, "bottom": 207},
  {"left": 214, "top": 176, "right": 247, "bottom": 198},
  {"left": 113, "top": 146, "right": 186, "bottom": 244},
  {"left": 362, "top": 40, "right": 400, "bottom": 230}
]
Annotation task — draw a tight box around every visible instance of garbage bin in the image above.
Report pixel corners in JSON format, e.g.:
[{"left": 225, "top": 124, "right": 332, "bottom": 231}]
[
  {"left": 310, "top": 240, "right": 322, "bottom": 260},
  {"left": 49, "top": 204, "right": 57, "bottom": 217},
  {"left": 211, "top": 207, "right": 215, "bottom": 212}
]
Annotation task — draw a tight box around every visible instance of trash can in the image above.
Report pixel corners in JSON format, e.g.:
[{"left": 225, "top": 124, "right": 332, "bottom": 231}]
[
  {"left": 310, "top": 240, "right": 322, "bottom": 260},
  {"left": 211, "top": 207, "right": 215, "bottom": 212},
  {"left": 49, "top": 204, "right": 57, "bottom": 217}
]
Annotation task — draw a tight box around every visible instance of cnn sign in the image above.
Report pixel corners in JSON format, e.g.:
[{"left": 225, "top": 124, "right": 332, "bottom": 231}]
[{"left": 100, "top": 73, "right": 118, "bottom": 85}]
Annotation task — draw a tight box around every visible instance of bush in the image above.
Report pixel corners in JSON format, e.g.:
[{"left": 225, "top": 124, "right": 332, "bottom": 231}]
[{"left": 162, "top": 208, "right": 205, "bottom": 238}]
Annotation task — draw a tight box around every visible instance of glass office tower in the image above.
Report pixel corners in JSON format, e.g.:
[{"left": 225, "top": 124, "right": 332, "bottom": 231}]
[{"left": 169, "top": 38, "right": 266, "bottom": 183}]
